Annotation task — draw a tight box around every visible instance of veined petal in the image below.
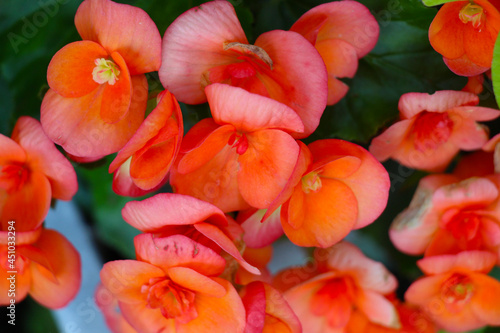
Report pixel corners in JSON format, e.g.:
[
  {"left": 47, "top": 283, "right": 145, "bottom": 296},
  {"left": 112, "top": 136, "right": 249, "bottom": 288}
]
[
  {"left": 159, "top": 0, "right": 247, "bottom": 104},
  {"left": 75, "top": 0, "right": 162, "bottom": 74},
  {"left": 398, "top": 91, "right": 478, "bottom": 119},
  {"left": 47, "top": 40, "right": 105, "bottom": 98},
  {"left": 100, "top": 260, "right": 164, "bottom": 304},
  {"left": 134, "top": 234, "right": 226, "bottom": 277},
  {"left": 206, "top": 84, "right": 304, "bottom": 133},
  {"left": 238, "top": 130, "right": 300, "bottom": 209},
  {"left": 11, "top": 117, "right": 77, "bottom": 201},
  {"left": 417, "top": 251, "right": 496, "bottom": 275},
  {"left": 122, "top": 193, "right": 227, "bottom": 232},
  {"left": 40, "top": 75, "right": 147, "bottom": 159},
  {"left": 432, "top": 177, "right": 498, "bottom": 211},
  {"left": 29, "top": 229, "right": 81, "bottom": 309}
]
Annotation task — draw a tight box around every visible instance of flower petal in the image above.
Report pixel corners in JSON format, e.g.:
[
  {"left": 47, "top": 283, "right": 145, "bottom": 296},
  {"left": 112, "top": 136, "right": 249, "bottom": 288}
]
[
  {"left": 398, "top": 91, "right": 478, "bottom": 119},
  {"left": 47, "top": 40, "right": 105, "bottom": 98},
  {"left": 240, "top": 208, "right": 284, "bottom": 248},
  {"left": 168, "top": 266, "right": 225, "bottom": 298},
  {"left": 369, "top": 119, "right": 414, "bottom": 162},
  {"left": 75, "top": 0, "right": 161, "bottom": 74},
  {"left": 29, "top": 229, "right": 81, "bottom": 309},
  {"left": 417, "top": 251, "right": 496, "bottom": 275},
  {"left": 122, "top": 193, "right": 227, "bottom": 232},
  {"left": 470, "top": 272, "right": 500, "bottom": 326},
  {"left": 355, "top": 290, "right": 400, "bottom": 329}
]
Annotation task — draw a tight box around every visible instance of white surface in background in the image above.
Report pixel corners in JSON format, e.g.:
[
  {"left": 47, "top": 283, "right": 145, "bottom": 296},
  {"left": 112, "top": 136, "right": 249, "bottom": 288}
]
[{"left": 45, "top": 201, "right": 109, "bottom": 333}]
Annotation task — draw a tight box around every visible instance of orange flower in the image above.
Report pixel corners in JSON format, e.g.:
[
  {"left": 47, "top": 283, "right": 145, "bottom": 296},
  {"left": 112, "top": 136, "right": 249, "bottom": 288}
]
[
  {"left": 369, "top": 90, "right": 500, "bottom": 172},
  {"left": 279, "top": 242, "right": 400, "bottom": 332},
  {"left": 159, "top": 0, "right": 328, "bottom": 138},
  {"left": 0, "top": 227, "right": 81, "bottom": 308},
  {"left": 100, "top": 234, "right": 246, "bottom": 332},
  {"left": 0, "top": 117, "right": 77, "bottom": 231},
  {"left": 41, "top": 0, "right": 161, "bottom": 159},
  {"left": 109, "top": 90, "right": 183, "bottom": 197},
  {"left": 95, "top": 283, "right": 136, "bottom": 333},
  {"left": 389, "top": 174, "right": 500, "bottom": 263},
  {"left": 405, "top": 251, "right": 500, "bottom": 332},
  {"left": 266, "top": 139, "right": 389, "bottom": 248},
  {"left": 429, "top": 0, "right": 500, "bottom": 76},
  {"left": 170, "top": 84, "right": 303, "bottom": 212},
  {"left": 240, "top": 281, "right": 302, "bottom": 333},
  {"left": 290, "top": 0, "right": 379, "bottom": 105}
]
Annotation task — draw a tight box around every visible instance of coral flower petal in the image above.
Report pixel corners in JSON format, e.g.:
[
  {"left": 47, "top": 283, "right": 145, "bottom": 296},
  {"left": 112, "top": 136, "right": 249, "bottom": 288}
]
[
  {"left": 444, "top": 55, "right": 490, "bottom": 76},
  {"left": 47, "top": 40, "right": 105, "bottom": 98},
  {"left": 0, "top": 135, "right": 26, "bottom": 165},
  {"left": 112, "top": 158, "right": 161, "bottom": 197},
  {"left": 134, "top": 234, "right": 226, "bottom": 277},
  {"left": 369, "top": 119, "right": 414, "bottom": 162},
  {"left": 177, "top": 124, "right": 234, "bottom": 174},
  {"left": 429, "top": 2, "right": 466, "bottom": 60},
  {"left": 168, "top": 266, "right": 225, "bottom": 298},
  {"left": 99, "top": 51, "right": 132, "bottom": 124},
  {"left": 159, "top": 0, "right": 248, "bottom": 104},
  {"left": 356, "top": 290, "right": 400, "bottom": 329},
  {"left": 119, "top": 302, "right": 175, "bottom": 333},
  {"left": 417, "top": 251, "right": 496, "bottom": 275},
  {"left": 0, "top": 227, "right": 42, "bottom": 246},
  {"left": 29, "top": 229, "right": 81, "bottom": 309},
  {"left": 41, "top": 75, "right": 147, "bottom": 159},
  {"left": 11, "top": 117, "right": 77, "bottom": 200},
  {"left": 282, "top": 178, "right": 358, "bottom": 248},
  {"left": 398, "top": 91, "right": 478, "bottom": 119},
  {"left": 470, "top": 273, "right": 500, "bottom": 326},
  {"left": 122, "top": 193, "right": 227, "bottom": 232},
  {"left": 240, "top": 208, "right": 284, "bottom": 248},
  {"left": 0, "top": 258, "right": 31, "bottom": 305},
  {"left": 1, "top": 170, "right": 51, "bottom": 231},
  {"left": 75, "top": 0, "right": 161, "bottom": 74},
  {"left": 206, "top": 84, "right": 304, "bottom": 133},
  {"left": 101, "top": 259, "right": 165, "bottom": 304},
  {"left": 238, "top": 130, "right": 300, "bottom": 209},
  {"left": 432, "top": 177, "right": 498, "bottom": 211}
]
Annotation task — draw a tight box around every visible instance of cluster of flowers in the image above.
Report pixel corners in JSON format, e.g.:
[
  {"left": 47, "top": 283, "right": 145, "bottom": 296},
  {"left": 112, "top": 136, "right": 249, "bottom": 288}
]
[{"left": 2, "top": 0, "right": 500, "bottom": 332}]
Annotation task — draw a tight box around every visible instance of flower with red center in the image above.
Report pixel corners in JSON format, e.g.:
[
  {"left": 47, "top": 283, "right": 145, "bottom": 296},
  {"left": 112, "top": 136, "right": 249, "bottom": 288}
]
[
  {"left": 240, "top": 281, "right": 302, "bottom": 333},
  {"left": 429, "top": 0, "right": 500, "bottom": 76},
  {"left": 390, "top": 174, "right": 500, "bottom": 262},
  {"left": 405, "top": 251, "right": 500, "bottom": 332},
  {"left": 170, "top": 84, "right": 304, "bottom": 212},
  {"left": 0, "top": 117, "right": 77, "bottom": 230},
  {"left": 41, "top": 0, "right": 161, "bottom": 160},
  {"left": 109, "top": 90, "right": 183, "bottom": 197},
  {"left": 263, "top": 139, "right": 389, "bottom": 248},
  {"left": 290, "top": 0, "right": 379, "bottom": 105},
  {"left": 278, "top": 242, "right": 400, "bottom": 332},
  {"left": 122, "top": 192, "right": 259, "bottom": 275},
  {"left": 100, "top": 234, "right": 246, "bottom": 332},
  {"left": 0, "top": 227, "right": 81, "bottom": 308},
  {"left": 159, "top": 0, "right": 327, "bottom": 138},
  {"left": 369, "top": 90, "right": 500, "bottom": 172}
]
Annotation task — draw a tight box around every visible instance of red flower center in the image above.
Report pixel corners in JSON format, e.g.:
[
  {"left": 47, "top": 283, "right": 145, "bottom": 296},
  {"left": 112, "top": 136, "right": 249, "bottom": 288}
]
[
  {"left": 441, "top": 273, "right": 474, "bottom": 308},
  {"left": 228, "top": 132, "right": 248, "bottom": 155},
  {"left": 0, "top": 163, "right": 30, "bottom": 194},
  {"left": 142, "top": 277, "right": 197, "bottom": 322},
  {"left": 412, "top": 111, "right": 454, "bottom": 152}
]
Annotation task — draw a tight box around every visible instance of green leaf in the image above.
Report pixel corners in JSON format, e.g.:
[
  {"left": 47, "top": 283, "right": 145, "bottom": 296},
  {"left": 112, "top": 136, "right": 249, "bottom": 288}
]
[
  {"left": 491, "top": 30, "right": 500, "bottom": 107},
  {"left": 421, "top": 0, "right": 456, "bottom": 6}
]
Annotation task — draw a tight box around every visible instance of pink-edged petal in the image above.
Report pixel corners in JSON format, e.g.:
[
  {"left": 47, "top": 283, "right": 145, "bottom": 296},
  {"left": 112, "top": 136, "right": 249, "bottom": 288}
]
[
  {"left": 369, "top": 119, "right": 414, "bottom": 162},
  {"left": 100, "top": 260, "right": 164, "bottom": 303},
  {"left": 177, "top": 124, "right": 234, "bottom": 174},
  {"left": 159, "top": 0, "right": 247, "bottom": 104},
  {"left": 355, "top": 290, "right": 400, "bottom": 328},
  {"left": 432, "top": 177, "right": 498, "bottom": 211},
  {"left": 119, "top": 299, "right": 175, "bottom": 332},
  {"left": 47, "top": 40, "right": 105, "bottom": 98},
  {"left": 240, "top": 281, "right": 266, "bottom": 333},
  {"left": 94, "top": 284, "right": 137, "bottom": 333},
  {"left": 309, "top": 139, "right": 390, "bottom": 229},
  {"left": 398, "top": 91, "right": 478, "bottom": 119},
  {"left": 112, "top": 157, "right": 164, "bottom": 197},
  {"left": 264, "top": 141, "right": 312, "bottom": 221},
  {"left": 168, "top": 266, "right": 225, "bottom": 297},
  {"left": 75, "top": 0, "right": 161, "bottom": 74},
  {"left": 40, "top": 75, "right": 147, "bottom": 159},
  {"left": 240, "top": 208, "right": 284, "bottom": 248},
  {"left": 444, "top": 55, "right": 490, "bottom": 77},
  {"left": 254, "top": 30, "right": 328, "bottom": 138},
  {"left": 417, "top": 251, "right": 496, "bottom": 275},
  {"left": 448, "top": 118, "right": 489, "bottom": 151},
  {"left": 451, "top": 105, "right": 500, "bottom": 122},
  {"left": 291, "top": 1, "right": 379, "bottom": 57},
  {"left": 1, "top": 170, "right": 51, "bottom": 232},
  {"left": 29, "top": 229, "right": 81, "bottom": 309},
  {"left": 11, "top": 117, "right": 77, "bottom": 200},
  {"left": 194, "top": 222, "right": 259, "bottom": 275},
  {"left": 206, "top": 84, "right": 304, "bottom": 133},
  {"left": 484, "top": 132, "right": 500, "bottom": 152},
  {"left": 99, "top": 51, "right": 132, "bottom": 123},
  {"left": 134, "top": 233, "right": 226, "bottom": 276},
  {"left": 122, "top": 193, "right": 227, "bottom": 232},
  {"left": 238, "top": 130, "right": 300, "bottom": 209},
  {"left": 321, "top": 242, "right": 397, "bottom": 294}
]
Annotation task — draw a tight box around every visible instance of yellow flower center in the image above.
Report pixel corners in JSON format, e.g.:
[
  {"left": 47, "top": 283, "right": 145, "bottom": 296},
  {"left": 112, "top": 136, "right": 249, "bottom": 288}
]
[
  {"left": 92, "top": 58, "right": 120, "bottom": 85},
  {"left": 459, "top": 2, "right": 486, "bottom": 29},
  {"left": 301, "top": 171, "right": 322, "bottom": 193}
]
